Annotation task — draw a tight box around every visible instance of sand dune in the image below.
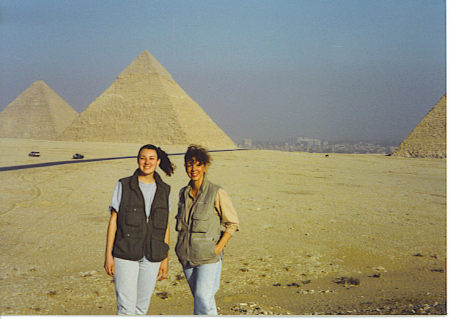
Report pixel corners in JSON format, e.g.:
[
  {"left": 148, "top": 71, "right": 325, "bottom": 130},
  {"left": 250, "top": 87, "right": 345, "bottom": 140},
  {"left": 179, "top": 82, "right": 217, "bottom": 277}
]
[{"left": 0, "top": 139, "right": 445, "bottom": 315}]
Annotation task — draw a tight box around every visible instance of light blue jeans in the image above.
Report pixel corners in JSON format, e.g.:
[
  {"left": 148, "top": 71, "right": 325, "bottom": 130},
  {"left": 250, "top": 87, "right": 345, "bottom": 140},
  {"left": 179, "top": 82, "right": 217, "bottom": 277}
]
[
  {"left": 114, "top": 257, "right": 161, "bottom": 315},
  {"left": 183, "top": 259, "right": 222, "bottom": 315}
]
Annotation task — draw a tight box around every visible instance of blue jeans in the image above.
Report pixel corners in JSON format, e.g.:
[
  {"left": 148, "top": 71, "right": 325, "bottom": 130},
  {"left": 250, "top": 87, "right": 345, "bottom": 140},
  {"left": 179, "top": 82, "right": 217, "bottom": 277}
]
[
  {"left": 183, "top": 259, "right": 222, "bottom": 315},
  {"left": 114, "top": 257, "right": 161, "bottom": 315}
]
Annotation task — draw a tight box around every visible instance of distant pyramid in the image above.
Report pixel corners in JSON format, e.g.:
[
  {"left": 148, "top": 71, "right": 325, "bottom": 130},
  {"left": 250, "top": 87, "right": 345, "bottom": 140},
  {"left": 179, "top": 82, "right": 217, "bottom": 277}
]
[
  {"left": 0, "top": 80, "right": 78, "bottom": 139},
  {"left": 59, "top": 50, "right": 236, "bottom": 148},
  {"left": 392, "top": 95, "right": 446, "bottom": 158}
]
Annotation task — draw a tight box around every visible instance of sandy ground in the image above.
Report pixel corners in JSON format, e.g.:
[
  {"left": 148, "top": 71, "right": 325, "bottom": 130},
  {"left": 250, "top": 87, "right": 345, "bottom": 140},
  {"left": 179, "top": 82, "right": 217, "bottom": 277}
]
[{"left": 0, "top": 138, "right": 446, "bottom": 315}]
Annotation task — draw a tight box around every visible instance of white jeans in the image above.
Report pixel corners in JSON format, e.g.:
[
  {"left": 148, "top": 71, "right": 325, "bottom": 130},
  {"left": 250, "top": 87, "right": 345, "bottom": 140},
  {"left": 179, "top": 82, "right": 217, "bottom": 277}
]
[
  {"left": 114, "top": 257, "right": 161, "bottom": 315},
  {"left": 183, "top": 259, "right": 222, "bottom": 315}
]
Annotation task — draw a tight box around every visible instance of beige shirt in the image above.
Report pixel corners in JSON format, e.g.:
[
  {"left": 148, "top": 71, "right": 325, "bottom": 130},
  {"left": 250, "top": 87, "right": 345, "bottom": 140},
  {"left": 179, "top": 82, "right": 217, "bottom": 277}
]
[{"left": 185, "top": 187, "right": 239, "bottom": 235}]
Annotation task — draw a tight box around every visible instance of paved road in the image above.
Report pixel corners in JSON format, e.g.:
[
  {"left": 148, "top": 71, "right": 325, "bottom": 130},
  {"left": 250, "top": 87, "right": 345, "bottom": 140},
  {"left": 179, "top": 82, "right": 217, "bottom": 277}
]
[{"left": 0, "top": 149, "right": 248, "bottom": 172}]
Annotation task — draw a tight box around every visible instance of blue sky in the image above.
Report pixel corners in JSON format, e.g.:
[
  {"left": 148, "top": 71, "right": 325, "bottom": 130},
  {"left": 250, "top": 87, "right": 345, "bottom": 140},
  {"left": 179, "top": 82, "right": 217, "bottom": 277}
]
[{"left": 0, "top": 0, "right": 446, "bottom": 143}]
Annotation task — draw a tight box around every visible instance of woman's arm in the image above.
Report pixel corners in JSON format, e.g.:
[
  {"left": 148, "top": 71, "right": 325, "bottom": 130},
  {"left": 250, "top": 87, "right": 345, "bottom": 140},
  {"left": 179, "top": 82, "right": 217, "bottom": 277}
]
[
  {"left": 104, "top": 211, "right": 117, "bottom": 277},
  {"left": 214, "top": 188, "right": 239, "bottom": 255},
  {"left": 157, "top": 222, "right": 170, "bottom": 281},
  {"left": 215, "top": 231, "right": 232, "bottom": 255}
]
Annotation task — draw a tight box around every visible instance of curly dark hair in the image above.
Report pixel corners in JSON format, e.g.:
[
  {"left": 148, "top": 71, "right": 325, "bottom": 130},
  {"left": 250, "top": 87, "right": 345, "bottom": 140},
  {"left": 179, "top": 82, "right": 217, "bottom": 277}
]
[{"left": 184, "top": 144, "right": 211, "bottom": 166}]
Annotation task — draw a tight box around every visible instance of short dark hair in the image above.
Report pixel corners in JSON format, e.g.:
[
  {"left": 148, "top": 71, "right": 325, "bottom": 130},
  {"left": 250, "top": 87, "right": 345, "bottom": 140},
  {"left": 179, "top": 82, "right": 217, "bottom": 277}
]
[{"left": 184, "top": 144, "right": 211, "bottom": 166}]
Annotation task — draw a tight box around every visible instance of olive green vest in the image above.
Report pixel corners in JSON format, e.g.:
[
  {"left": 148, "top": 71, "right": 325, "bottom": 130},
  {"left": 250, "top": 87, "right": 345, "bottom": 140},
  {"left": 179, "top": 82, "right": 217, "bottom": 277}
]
[
  {"left": 113, "top": 169, "right": 170, "bottom": 262},
  {"left": 175, "top": 178, "right": 222, "bottom": 267}
]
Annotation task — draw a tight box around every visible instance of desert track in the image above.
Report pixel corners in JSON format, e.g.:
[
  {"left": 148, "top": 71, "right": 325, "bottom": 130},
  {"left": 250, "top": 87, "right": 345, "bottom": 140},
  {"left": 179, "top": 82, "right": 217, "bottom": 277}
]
[{"left": 0, "top": 149, "right": 247, "bottom": 172}]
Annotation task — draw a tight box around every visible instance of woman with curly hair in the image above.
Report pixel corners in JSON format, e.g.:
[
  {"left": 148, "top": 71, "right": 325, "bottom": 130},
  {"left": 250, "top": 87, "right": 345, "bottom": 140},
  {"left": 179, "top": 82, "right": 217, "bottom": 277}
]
[{"left": 175, "top": 144, "right": 239, "bottom": 315}]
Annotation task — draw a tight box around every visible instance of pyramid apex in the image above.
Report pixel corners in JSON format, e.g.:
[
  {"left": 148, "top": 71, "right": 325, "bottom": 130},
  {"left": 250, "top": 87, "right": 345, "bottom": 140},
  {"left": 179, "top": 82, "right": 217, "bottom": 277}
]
[
  {"left": 118, "top": 50, "right": 173, "bottom": 80},
  {"left": 26, "top": 80, "right": 62, "bottom": 97},
  {"left": 140, "top": 50, "right": 152, "bottom": 56},
  {"left": 31, "top": 80, "right": 49, "bottom": 88}
]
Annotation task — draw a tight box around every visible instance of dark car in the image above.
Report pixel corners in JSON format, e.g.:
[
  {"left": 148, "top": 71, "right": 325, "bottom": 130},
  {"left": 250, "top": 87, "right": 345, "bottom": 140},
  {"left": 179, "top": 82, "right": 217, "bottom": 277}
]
[
  {"left": 28, "top": 151, "right": 40, "bottom": 157},
  {"left": 72, "top": 153, "right": 84, "bottom": 159}
]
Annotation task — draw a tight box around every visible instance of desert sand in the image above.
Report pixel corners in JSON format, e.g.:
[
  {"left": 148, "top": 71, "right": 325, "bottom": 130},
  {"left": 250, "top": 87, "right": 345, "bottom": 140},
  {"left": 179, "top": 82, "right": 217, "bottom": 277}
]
[{"left": 0, "top": 138, "right": 446, "bottom": 315}]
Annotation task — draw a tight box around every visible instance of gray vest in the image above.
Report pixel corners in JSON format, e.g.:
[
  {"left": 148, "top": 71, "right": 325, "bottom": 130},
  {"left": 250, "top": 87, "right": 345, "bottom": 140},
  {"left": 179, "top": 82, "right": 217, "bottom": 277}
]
[
  {"left": 113, "top": 169, "right": 170, "bottom": 262},
  {"left": 175, "top": 178, "right": 222, "bottom": 267}
]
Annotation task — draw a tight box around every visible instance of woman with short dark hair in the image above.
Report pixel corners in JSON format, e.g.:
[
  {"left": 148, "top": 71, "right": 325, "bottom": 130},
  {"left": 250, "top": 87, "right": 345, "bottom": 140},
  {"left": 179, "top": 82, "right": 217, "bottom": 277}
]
[
  {"left": 104, "top": 144, "right": 175, "bottom": 315},
  {"left": 175, "top": 144, "right": 239, "bottom": 315}
]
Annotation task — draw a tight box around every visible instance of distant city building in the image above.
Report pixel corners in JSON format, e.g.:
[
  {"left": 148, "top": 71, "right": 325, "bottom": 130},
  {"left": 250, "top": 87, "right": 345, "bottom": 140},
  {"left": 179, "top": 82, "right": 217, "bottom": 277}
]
[
  {"left": 237, "top": 136, "right": 398, "bottom": 155},
  {"left": 243, "top": 138, "right": 253, "bottom": 148}
]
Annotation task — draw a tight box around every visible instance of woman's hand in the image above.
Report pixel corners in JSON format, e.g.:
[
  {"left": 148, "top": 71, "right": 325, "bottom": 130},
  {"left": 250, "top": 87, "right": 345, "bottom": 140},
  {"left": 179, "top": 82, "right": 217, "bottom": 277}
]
[
  {"left": 215, "top": 231, "right": 232, "bottom": 255},
  {"left": 104, "top": 255, "right": 115, "bottom": 277},
  {"left": 158, "top": 257, "right": 169, "bottom": 281}
]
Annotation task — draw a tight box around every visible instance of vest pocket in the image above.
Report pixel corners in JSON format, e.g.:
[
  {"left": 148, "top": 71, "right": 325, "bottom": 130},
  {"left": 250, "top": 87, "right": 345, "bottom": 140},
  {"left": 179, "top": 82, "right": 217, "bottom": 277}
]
[
  {"left": 191, "top": 214, "right": 210, "bottom": 233},
  {"left": 151, "top": 239, "right": 169, "bottom": 262},
  {"left": 190, "top": 236, "right": 216, "bottom": 261},
  {"left": 113, "top": 237, "right": 143, "bottom": 260},
  {"left": 152, "top": 208, "right": 168, "bottom": 229},
  {"left": 125, "top": 208, "right": 143, "bottom": 226}
]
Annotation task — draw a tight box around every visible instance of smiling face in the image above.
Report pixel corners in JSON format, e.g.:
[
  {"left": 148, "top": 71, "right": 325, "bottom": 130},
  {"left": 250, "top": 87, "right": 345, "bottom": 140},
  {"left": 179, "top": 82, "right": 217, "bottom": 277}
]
[
  {"left": 138, "top": 148, "right": 160, "bottom": 177},
  {"left": 185, "top": 158, "right": 207, "bottom": 184}
]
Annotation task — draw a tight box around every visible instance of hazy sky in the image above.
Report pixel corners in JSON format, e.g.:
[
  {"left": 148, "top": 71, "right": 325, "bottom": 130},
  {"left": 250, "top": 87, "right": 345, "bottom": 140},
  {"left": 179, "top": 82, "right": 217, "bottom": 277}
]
[{"left": 0, "top": 0, "right": 446, "bottom": 143}]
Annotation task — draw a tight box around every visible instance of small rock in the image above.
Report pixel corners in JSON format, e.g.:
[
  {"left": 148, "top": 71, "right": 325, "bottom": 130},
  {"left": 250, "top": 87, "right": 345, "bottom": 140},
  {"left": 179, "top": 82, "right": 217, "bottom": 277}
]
[
  {"left": 430, "top": 268, "right": 444, "bottom": 273},
  {"left": 80, "top": 270, "right": 97, "bottom": 277},
  {"left": 333, "top": 276, "right": 360, "bottom": 286},
  {"left": 175, "top": 274, "right": 184, "bottom": 280},
  {"left": 156, "top": 291, "right": 169, "bottom": 300}
]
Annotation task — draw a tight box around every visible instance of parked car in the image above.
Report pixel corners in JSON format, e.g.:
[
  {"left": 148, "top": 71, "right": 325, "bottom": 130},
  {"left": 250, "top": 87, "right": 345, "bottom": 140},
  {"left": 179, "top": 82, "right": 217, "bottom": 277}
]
[
  {"left": 72, "top": 153, "right": 84, "bottom": 159},
  {"left": 28, "top": 151, "right": 40, "bottom": 157}
]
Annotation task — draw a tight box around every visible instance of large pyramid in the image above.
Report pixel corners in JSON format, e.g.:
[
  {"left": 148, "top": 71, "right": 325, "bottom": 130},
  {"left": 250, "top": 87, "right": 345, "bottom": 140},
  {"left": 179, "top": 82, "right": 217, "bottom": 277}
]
[
  {"left": 59, "top": 50, "right": 236, "bottom": 148},
  {"left": 392, "top": 95, "right": 446, "bottom": 158},
  {"left": 0, "top": 80, "right": 78, "bottom": 139}
]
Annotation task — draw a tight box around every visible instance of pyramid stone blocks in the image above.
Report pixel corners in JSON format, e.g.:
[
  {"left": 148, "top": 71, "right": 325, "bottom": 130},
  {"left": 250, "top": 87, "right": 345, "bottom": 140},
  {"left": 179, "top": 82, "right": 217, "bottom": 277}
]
[
  {"left": 392, "top": 95, "right": 446, "bottom": 158},
  {"left": 0, "top": 81, "right": 78, "bottom": 139}
]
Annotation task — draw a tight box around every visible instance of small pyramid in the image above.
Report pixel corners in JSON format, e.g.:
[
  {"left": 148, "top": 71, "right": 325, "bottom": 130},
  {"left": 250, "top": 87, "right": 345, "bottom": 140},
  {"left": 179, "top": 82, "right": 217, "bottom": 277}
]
[
  {"left": 58, "top": 50, "right": 236, "bottom": 148},
  {"left": 0, "top": 81, "right": 79, "bottom": 139},
  {"left": 392, "top": 95, "right": 446, "bottom": 158}
]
